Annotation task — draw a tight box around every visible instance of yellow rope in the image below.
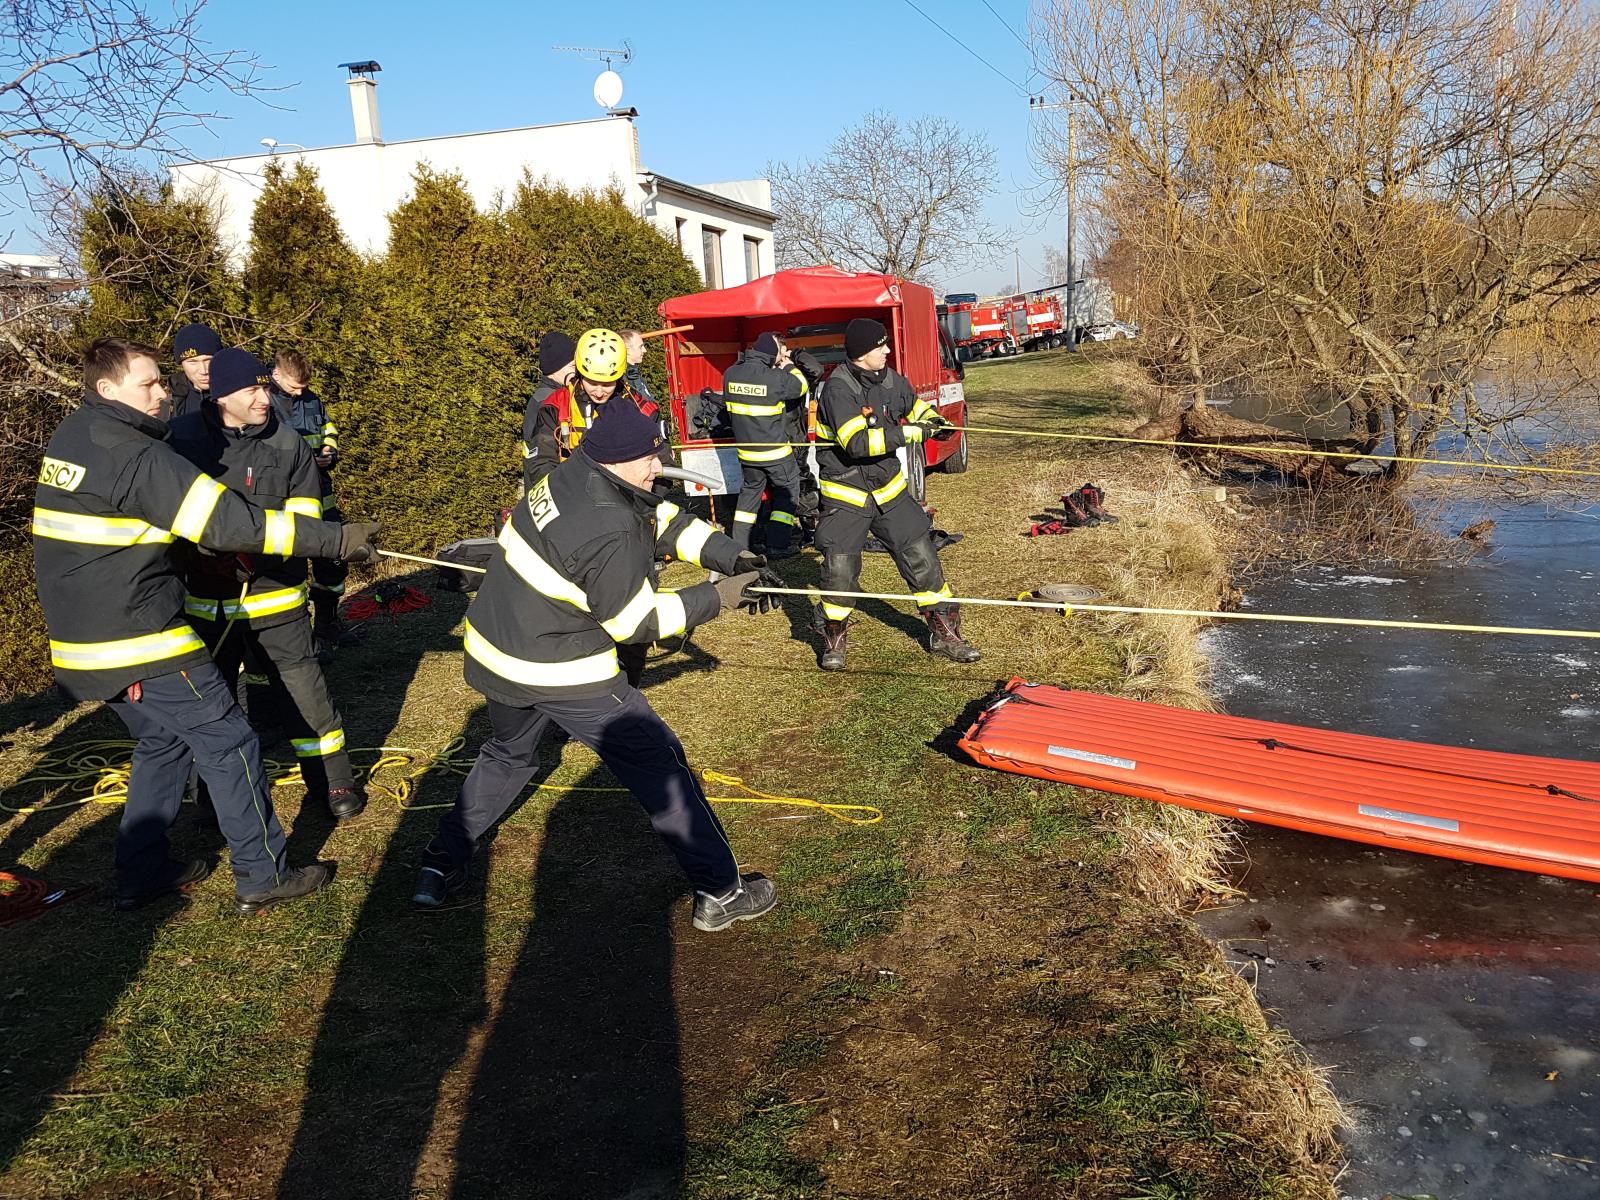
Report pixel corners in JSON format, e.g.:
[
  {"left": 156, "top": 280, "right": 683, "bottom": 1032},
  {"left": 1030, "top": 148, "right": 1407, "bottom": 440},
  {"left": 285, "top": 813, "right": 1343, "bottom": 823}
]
[
  {"left": 753, "top": 586, "right": 1600, "bottom": 641},
  {"left": 673, "top": 424, "right": 1600, "bottom": 479},
  {"left": 0, "top": 737, "right": 880, "bottom": 826}
]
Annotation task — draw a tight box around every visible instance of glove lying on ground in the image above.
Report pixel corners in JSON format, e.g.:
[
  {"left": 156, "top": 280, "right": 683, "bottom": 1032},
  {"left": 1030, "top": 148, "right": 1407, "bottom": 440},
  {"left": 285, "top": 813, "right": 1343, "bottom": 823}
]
[{"left": 338, "top": 521, "right": 383, "bottom": 563}]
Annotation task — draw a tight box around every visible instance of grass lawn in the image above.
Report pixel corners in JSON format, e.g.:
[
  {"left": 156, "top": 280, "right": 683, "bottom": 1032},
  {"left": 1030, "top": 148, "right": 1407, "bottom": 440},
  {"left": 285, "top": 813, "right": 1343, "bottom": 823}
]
[{"left": 0, "top": 347, "right": 1341, "bottom": 1199}]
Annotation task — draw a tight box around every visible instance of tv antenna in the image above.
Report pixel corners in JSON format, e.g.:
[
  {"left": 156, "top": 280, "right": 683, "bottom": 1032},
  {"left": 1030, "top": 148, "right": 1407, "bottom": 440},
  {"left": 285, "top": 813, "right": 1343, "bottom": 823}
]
[{"left": 551, "top": 41, "right": 634, "bottom": 69}]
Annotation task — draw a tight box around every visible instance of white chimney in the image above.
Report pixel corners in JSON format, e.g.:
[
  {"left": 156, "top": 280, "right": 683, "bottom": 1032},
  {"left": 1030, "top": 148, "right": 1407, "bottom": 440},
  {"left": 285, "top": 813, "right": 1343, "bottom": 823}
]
[{"left": 340, "top": 60, "right": 383, "bottom": 144}]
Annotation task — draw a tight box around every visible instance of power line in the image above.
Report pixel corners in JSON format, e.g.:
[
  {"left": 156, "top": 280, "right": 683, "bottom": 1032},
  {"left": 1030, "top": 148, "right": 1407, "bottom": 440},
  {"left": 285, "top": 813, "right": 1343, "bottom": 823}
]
[
  {"left": 899, "top": 0, "right": 1028, "bottom": 95},
  {"left": 980, "top": 0, "right": 1033, "bottom": 54}
]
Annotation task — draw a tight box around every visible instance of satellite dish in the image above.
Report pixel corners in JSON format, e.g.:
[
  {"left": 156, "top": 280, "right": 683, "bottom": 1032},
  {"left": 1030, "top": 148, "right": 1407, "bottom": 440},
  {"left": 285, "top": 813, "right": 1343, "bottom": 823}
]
[{"left": 594, "top": 69, "right": 624, "bottom": 109}]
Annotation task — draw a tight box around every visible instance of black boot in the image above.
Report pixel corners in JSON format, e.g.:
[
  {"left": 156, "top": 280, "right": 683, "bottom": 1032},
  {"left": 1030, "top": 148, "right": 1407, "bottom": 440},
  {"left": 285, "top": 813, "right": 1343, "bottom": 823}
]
[
  {"left": 817, "top": 613, "right": 849, "bottom": 671},
  {"left": 1077, "top": 482, "right": 1119, "bottom": 524},
  {"left": 312, "top": 592, "right": 360, "bottom": 649},
  {"left": 925, "top": 603, "right": 981, "bottom": 663},
  {"left": 326, "top": 786, "right": 366, "bottom": 822}
]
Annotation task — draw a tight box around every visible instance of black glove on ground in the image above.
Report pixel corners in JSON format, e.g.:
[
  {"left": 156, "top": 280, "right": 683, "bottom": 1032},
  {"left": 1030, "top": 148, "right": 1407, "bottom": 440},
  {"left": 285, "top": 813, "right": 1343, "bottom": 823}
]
[{"left": 337, "top": 521, "right": 382, "bottom": 564}]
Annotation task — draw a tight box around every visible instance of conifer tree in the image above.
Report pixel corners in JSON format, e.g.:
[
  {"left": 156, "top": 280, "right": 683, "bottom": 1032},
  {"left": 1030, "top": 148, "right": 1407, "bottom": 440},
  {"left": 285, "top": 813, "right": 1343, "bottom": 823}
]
[
  {"left": 244, "top": 159, "right": 365, "bottom": 425},
  {"left": 74, "top": 174, "right": 240, "bottom": 352},
  {"left": 337, "top": 166, "right": 523, "bottom": 549},
  {"left": 502, "top": 178, "right": 702, "bottom": 402}
]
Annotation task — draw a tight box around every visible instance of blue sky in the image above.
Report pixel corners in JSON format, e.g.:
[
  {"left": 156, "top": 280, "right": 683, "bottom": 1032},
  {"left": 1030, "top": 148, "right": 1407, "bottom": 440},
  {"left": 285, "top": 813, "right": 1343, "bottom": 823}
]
[{"left": 28, "top": 0, "right": 1068, "bottom": 294}]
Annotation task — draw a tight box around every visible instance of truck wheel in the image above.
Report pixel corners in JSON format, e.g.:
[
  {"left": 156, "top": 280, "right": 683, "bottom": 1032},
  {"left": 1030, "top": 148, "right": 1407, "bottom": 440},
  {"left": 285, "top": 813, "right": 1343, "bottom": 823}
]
[
  {"left": 939, "top": 430, "right": 969, "bottom": 474},
  {"left": 908, "top": 441, "right": 927, "bottom": 504}
]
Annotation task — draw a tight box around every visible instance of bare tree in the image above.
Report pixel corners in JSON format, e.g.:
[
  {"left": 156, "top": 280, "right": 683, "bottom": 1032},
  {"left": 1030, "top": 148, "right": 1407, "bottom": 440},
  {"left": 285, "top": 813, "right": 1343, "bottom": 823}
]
[
  {"left": 1, "top": 0, "right": 264, "bottom": 238},
  {"left": 1034, "top": 0, "right": 1600, "bottom": 486},
  {"left": 770, "top": 111, "right": 1006, "bottom": 284}
]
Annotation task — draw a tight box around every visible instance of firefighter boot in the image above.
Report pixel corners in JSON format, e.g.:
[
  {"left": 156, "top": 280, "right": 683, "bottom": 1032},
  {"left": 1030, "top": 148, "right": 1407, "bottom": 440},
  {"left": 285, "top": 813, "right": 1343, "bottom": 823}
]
[
  {"left": 312, "top": 590, "right": 360, "bottom": 650},
  {"left": 925, "top": 603, "right": 981, "bottom": 663},
  {"left": 818, "top": 614, "right": 849, "bottom": 672}
]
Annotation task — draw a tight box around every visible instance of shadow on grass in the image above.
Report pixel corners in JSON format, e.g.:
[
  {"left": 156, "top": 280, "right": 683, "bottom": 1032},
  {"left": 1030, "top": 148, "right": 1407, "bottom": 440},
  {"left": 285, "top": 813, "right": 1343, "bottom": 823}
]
[{"left": 446, "top": 766, "right": 689, "bottom": 1199}]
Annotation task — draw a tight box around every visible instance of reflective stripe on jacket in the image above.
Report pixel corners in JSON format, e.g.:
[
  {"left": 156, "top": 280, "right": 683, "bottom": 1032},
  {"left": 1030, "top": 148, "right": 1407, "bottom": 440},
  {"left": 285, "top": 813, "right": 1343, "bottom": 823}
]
[
  {"left": 32, "top": 394, "right": 345, "bottom": 700},
  {"left": 722, "top": 350, "right": 807, "bottom": 464},
  {"left": 170, "top": 403, "right": 329, "bottom": 630},
  {"left": 463, "top": 447, "right": 744, "bottom": 706}
]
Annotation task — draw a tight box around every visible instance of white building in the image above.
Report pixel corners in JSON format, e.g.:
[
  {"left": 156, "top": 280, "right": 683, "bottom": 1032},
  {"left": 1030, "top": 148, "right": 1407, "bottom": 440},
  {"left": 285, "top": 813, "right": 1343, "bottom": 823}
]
[{"left": 168, "top": 64, "right": 774, "bottom": 287}]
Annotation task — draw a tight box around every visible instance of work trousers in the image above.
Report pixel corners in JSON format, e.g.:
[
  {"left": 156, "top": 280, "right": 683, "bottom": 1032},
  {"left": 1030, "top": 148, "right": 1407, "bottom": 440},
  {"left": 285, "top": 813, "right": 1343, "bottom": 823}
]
[
  {"left": 733, "top": 454, "right": 809, "bottom": 554},
  {"left": 814, "top": 493, "right": 952, "bottom": 622},
  {"left": 421, "top": 686, "right": 739, "bottom": 894},
  {"left": 109, "top": 661, "right": 287, "bottom": 894},
  {"left": 192, "top": 611, "right": 354, "bottom": 798}
]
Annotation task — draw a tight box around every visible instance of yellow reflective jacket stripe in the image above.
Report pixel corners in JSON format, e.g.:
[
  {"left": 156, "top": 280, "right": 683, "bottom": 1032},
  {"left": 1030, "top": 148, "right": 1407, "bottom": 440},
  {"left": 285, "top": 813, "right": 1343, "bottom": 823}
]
[
  {"left": 867, "top": 427, "right": 887, "bottom": 456},
  {"left": 735, "top": 444, "right": 794, "bottom": 463},
  {"left": 727, "top": 400, "right": 787, "bottom": 417},
  {"left": 284, "top": 496, "right": 322, "bottom": 518},
  {"left": 818, "top": 469, "right": 907, "bottom": 509},
  {"left": 600, "top": 580, "right": 656, "bottom": 640},
  {"left": 263, "top": 509, "right": 296, "bottom": 556},
  {"left": 499, "top": 522, "right": 591, "bottom": 610},
  {"left": 655, "top": 591, "right": 687, "bottom": 638},
  {"left": 836, "top": 415, "right": 869, "bottom": 446},
  {"left": 32, "top": 507, "right": 173, "bottom": 547},
  {"left": 292, "top": 728, "right": 346, "bottom": 757},
  {"left": 185, "top": 584, "right": 308, "bottom": 622},
  {"left": 463, "top": 620, "right": 619, "bottom": 687},
  {"left": 50, "top": 626, "right": 205, "bottom": 671},
  {"left": 908, "top": 398, "right": 937, "bottom": 422},
  {"left": 170, "top": 475, "right": 227, "bottom": 542},
  {"left": 675, "top": 519, "right": 714, "bottom": 565}
]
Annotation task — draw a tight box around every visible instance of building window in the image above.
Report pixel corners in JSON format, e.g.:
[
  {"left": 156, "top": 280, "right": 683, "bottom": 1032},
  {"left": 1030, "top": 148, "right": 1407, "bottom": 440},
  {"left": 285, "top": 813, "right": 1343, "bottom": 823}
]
[
  {"left": 675, "top": 217, "right": 687, "bottom": 248},
  {"left": 744, "top": 236, "right": 762, "bottom": 282},
  {"left": 702, "top": 226, "right": 723, "bottom": 288}
]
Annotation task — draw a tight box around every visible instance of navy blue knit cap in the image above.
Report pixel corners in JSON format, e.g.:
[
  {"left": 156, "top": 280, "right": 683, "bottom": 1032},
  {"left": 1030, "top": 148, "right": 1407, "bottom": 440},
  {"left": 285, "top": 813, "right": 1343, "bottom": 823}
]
[
  {"left": 209, "top": 347, "right": 271, "bottom": 400},
  {"left": 173, "top": 323, "right": 222, "bottom": 362},
  {"left": 581, "top": 396, "right": 665, "bottom": 464}
]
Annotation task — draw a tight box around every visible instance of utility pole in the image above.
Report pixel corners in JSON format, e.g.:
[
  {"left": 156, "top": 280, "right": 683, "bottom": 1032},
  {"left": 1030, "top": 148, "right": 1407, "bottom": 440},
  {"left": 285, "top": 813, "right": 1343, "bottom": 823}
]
[
  {"left": 1015, "top": 249, "right": 1021, "bottom": 295},
  {"left": 1030, "top": 92, "right": 1077, "bottom": 352}
]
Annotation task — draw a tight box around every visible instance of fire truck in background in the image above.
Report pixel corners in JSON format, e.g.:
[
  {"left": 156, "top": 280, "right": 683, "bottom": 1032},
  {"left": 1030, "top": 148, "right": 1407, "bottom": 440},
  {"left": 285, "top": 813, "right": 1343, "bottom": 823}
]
[
  {"left": 938, "top": 278, "right": 1120, "bottom": 360},
  {"left": 660, "top": 267, "right": 970, "bottom": 509}
]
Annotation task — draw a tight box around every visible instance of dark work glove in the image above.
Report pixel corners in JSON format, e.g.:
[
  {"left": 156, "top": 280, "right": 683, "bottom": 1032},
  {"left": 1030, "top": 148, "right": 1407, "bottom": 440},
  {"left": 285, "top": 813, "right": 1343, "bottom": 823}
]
[
  {"left": 792, "top": 349, "right": 825, "bottom": 381},
  {"left": 926, "top": 414, "right": 958, "bottom": 441},
  {"left": 794, "top": 489, "right": 821, "bottom": 520},
  {"left": 337, "top": 520, "right": 382, "bottom": 564},
  {"left": 712, "top": 570, "right": 761, "bottom": 612},
  {"left": 732, "top": 551, "right": 767, "bottom": 574}
]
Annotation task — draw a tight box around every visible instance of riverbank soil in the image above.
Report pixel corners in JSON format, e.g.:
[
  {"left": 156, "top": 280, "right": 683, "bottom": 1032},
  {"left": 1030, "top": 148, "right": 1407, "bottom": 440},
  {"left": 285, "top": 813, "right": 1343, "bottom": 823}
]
[{"left": 0, "top": 348, "right": 1340, "bottom": 1199}]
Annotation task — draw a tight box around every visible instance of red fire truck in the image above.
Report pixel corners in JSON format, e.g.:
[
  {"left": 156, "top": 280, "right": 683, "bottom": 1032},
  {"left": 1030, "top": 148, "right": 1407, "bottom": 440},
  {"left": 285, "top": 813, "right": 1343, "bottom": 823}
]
[{"left": 660, "top": 267, "right": 970, "bottom": 506}]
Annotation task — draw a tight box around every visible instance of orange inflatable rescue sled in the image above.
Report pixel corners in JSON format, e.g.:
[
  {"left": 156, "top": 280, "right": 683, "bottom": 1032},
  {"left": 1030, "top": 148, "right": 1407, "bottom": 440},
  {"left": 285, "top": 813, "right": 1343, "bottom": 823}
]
[{"left": 958, "top": 679, "right": 1600, "bottom": 884}]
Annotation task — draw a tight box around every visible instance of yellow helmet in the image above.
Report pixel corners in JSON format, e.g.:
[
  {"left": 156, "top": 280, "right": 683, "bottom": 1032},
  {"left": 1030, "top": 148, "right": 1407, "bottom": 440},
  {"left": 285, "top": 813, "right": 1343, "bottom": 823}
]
[{"left": 575, "top": 328, "right": 627, "bottom": 383}]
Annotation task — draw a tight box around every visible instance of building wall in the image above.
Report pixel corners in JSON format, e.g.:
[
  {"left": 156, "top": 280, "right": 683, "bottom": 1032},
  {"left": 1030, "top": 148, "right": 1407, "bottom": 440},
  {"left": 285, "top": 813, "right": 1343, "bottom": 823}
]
[
  {"left": 647, "top": 188, "right": 774, "bottom": 288},
  {"left": 170, "top": 117, "right": 655, "bottom": 263}
]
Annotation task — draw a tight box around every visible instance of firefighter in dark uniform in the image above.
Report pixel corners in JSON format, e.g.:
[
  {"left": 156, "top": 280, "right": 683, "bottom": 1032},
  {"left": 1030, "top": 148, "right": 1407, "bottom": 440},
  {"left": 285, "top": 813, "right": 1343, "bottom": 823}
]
[
  {"left": 723, "top": 332, "right": 819, "bottom": 558},
  {"left": 31, "top": 338, "right": 378, "bottom": 912},
  {"left": 166, "top": 323, "right": 221, "bottom": 423},
  {"left": 173, "top": 348, "right": 367, "bottom": 823},
  {"left": 523, "top": 329, "right": 668, "bottom": 687},
  {"left": 812, "top": 318, "right": 981, "bottom": 670},
  {"left": 268, "top": 348, "right": 356, "bottom": 649},
  {"left": 519, "top": 331, "right": 576, "bottom": 493},
  {"left": 412, "top": 398, "right": 783, "bottom": 931}
]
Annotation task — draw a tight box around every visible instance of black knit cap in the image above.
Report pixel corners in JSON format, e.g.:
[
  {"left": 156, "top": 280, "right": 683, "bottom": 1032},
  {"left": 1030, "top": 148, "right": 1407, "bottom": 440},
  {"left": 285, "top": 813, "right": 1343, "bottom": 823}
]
[
  {"left": 580, "top": 395, "right": 665, "bottom": 464},
  {"left": 209, "top": 347, "right": 270, "bottom": 400},
  {"left": 538, "top": 331, "right": 576, "bottom": 374},
  {"left": 753, "top": 331, "right": 782, "bottom": 357},
  {"left": 173, "top": 323, "right": 222, "bottom": 362},
  {"left": 844, "top": 318, "right": 888, "bottom": 361}
]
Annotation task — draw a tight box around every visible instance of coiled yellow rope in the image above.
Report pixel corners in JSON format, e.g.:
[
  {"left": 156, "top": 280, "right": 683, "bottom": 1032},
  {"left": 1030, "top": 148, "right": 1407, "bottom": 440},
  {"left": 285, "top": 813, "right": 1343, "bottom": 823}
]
[{"left": 0, "top": 738, "right": 882, "bottom": 826}]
